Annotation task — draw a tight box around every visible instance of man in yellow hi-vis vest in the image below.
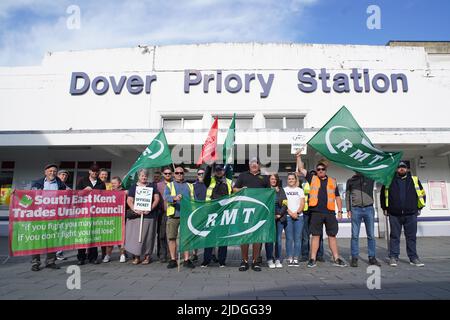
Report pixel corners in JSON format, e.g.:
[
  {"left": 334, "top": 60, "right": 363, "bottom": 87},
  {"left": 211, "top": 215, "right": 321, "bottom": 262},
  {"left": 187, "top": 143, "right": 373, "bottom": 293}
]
[
  {"left": 381, "top": 161, "right": 426, "bottom": 267},
  {"left": 156, "top": 166, "right": 173, "bottom": 263},
  {"left": 163, "top": 165, "right": 195, "bottom": 269},
  {"left": 201, "top": 164, "right": 233, "bottom": 268}
]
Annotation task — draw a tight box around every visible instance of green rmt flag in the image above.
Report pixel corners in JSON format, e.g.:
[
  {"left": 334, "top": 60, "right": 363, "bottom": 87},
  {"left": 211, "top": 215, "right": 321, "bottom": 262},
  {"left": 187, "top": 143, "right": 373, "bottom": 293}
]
[
  {"left": 122, "top": 129, "right": 172, "bottom": 188},
  {"left": 307, "top": 106, "right": 403, "bottom": 186},
  {"left": 179, "top": 188, "right": 275, "bottom": 252},
  {"left": 223, "top": 113, "right": 235, "bottom": 180}
]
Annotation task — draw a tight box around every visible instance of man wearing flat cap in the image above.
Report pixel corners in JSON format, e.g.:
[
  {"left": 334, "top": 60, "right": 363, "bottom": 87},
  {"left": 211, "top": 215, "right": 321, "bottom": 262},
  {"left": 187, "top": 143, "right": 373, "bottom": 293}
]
[
  {"left": 381, "top": 161, "right": 426, "bottom": 267},
  {"left": 30, "top": 163, "right": 67, "bottom": 271},
  {"left": 76, "top": 163, "right": 106, "bottom": 265}
]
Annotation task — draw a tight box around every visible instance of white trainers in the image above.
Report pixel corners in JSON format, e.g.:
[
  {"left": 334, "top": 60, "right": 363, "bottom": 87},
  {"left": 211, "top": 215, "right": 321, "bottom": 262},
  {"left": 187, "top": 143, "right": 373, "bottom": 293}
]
[
  {"left": 102, "top": 255, "right": 111, "bottom": 263},
  {"left": 119, "top": 254, "right": 126, "bottom": 263},
  {"left": 275, "top": 260, "right": 283, "bottom": 268},
  {"left": 56, "top": 251, "right": 66, "bottom": 261},
  {"left": 267, "top": 260, "right": 276, "bottom": 269}
]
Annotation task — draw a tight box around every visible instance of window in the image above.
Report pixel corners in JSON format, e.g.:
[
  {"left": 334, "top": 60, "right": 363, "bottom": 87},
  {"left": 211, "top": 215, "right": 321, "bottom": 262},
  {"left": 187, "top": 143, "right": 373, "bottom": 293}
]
[
  {"left": 265, "top": 117, "right": 283, "bottom": 129},
  {"left": 162, "top": 116, "right": 203, "bottom": 129},
  {"left": 183, "top": 118, "right": 203, "bottom": 129},
  {"left": 162, "top": 119, "right": 182, "bottom": 129},
  {"left": 215, "top": 116, "right": 254, "bottom": 130},
  {"left": 59, "top": 161, "right": 112, "bottom": 189},
  {"left": 265, "top": 116, "right": 304, "bottom": 129},
  {"left": 0, "top": 161, "right": 14, "bottom": 206},
  {"left": 286, "top": 117, "right": 304, "bottom": 129}
]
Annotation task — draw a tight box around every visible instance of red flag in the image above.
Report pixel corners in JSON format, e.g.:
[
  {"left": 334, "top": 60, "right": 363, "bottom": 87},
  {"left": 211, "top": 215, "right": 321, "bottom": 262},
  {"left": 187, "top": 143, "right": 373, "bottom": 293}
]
[{"left": 197, "top": 117, "right": 218, "bottom": 165}]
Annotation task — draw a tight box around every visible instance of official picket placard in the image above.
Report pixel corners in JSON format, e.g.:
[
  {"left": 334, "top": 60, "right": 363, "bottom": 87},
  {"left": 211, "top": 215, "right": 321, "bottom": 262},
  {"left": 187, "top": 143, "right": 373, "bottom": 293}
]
[
  {"left": 9, "top": 190, "right": 126, "bottom": 256},
  {"left": 179, "top": 188, "right": 275, "bottom": 252},
  {"left": 290, "top": 133, "right": 309, "bottom": 155},
  {"left": 133, "top": 186, "right": 153, "bottom": 211}
]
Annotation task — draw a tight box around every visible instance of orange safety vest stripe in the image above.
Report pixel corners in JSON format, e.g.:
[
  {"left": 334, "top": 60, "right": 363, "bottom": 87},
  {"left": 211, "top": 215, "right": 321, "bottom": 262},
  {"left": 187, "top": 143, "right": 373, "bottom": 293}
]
[{"left": 308, "top": 175, "right": 337, "bottom": 211}]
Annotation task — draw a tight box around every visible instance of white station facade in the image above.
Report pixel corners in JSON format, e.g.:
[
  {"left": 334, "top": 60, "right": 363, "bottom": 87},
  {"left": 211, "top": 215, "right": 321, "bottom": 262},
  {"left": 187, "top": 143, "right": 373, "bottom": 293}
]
[{"left": 1, "top": 41, "right": 450, "bottom": 238}]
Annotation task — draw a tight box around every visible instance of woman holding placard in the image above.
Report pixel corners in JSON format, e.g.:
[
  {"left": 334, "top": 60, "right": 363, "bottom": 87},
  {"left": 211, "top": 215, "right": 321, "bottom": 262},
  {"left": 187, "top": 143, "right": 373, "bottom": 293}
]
[{"left": 125, "top": 169, "right": 160, "bottom": 265}]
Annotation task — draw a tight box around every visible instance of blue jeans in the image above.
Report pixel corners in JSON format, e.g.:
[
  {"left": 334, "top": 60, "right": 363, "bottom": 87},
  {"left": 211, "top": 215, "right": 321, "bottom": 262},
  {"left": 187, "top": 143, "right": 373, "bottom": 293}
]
[
  {"left": 351, "top": 206, "right": 376, "bottom": 258},
  {"left": 286, "top": 215, "right": 304, "bottom": 259},
  {"left": 275, "top": 219, "right": 288, "bottom": 261},
  {"left": 389, "top": 214, "right": 418, "bottom": 260},
  {"left": 265, "top": 243, "right": 274, "bottom": 261},
  {"left": 301, "top": 214, "right": 324, "bottom": 258}
]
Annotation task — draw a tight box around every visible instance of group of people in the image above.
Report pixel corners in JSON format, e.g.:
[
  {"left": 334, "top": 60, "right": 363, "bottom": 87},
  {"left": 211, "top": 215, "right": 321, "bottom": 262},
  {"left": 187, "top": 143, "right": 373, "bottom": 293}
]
[{"left": 29, "top": 152, "right": 426, "bottom": 272}]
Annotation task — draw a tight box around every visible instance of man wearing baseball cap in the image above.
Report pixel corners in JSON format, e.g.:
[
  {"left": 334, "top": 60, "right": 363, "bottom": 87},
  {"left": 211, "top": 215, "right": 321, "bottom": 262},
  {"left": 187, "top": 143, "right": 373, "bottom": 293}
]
[
  {"left": 30, "top": 163, "right": 67, "bottom": 271},
  {"left": 76, "top": 163, "right": 106, "bottom": 265},
  {"left": 233, "top": 157, "right": 270, "bottom": 271},
  {"left": 381, "top": 161, "right": 426, "bottom": 267}
]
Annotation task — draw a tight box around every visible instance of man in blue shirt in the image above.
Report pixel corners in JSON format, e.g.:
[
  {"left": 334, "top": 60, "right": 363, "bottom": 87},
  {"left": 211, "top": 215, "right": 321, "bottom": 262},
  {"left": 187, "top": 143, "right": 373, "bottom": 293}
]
[
  {"left": 164, "top": 165, "right": 195, "bottom": 269},
  {"left": 30, "top": 164, "right": 67, "bottom": 271}
]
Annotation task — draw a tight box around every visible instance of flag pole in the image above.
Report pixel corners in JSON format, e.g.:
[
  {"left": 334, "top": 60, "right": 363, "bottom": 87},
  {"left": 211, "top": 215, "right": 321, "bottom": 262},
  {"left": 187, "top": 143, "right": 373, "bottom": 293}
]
[
  {"left": 386, "top": 215, "right": 390, "bottom": 254},
  {"left": 138, "top": 213, "right": 144, "bottom": 243}
]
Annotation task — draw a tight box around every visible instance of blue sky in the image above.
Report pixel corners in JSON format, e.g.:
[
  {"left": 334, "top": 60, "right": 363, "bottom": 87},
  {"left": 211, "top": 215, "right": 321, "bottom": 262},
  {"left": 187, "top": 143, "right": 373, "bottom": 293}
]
[{"left": 0, "top": 0, "right": 449, "bottom": 66}]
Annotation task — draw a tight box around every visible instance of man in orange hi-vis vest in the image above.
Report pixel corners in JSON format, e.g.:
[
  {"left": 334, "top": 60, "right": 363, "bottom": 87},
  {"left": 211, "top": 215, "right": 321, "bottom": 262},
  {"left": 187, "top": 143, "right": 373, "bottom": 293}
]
[{"left": 296, "top": 151, "right": 347, "bottom": 268}]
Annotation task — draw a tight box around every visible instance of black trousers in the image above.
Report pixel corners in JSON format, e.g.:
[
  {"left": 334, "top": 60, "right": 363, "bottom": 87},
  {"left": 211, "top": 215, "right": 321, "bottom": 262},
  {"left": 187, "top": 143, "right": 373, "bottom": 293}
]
[
  {"left": 31, "top": 252, "right": 56, "bottom": 266},
  {"left": 389, "top": 214, "right": 419, "bottom": 260},
  {"left": 156, "top": 212, "right": 168, "bottom": 259},
  {"left": 77, "top": 247, "right": 98, "bottom": 262}
]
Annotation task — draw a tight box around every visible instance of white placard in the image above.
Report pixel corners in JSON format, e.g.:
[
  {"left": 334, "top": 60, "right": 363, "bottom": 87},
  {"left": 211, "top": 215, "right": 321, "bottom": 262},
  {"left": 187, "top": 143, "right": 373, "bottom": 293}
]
[
  {"left": 290, "top": 134, "right": 308, "bottom": 155},
  {"left": 134, "top": 186, "right": 153, "bottom": 211},
  {"left": 429, "top": 181, "right": 448, "bottom": 210}
]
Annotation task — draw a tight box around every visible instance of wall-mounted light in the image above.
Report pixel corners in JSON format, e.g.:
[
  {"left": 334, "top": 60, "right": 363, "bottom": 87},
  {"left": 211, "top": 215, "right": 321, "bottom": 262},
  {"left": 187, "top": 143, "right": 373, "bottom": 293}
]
[{"left": 419, "top": 156, "right": 426, "bottom": 168}]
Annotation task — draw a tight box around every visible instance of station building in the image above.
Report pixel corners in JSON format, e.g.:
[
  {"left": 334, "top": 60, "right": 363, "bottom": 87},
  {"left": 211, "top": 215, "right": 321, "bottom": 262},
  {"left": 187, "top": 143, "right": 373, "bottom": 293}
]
[{"left": 1, "top": 41, "right": 449, "bottom": 238}]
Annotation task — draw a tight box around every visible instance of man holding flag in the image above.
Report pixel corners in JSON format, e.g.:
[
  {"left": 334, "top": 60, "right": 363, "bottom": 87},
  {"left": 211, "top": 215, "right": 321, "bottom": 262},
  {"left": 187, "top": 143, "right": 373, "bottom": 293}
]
[
  {"left": 297, "top": 155, "right": 347, "bottom": 268},
  {"left": 303, "top": 106, "right": 404, "bottom": 268},
  {"left": 233, "top": 157, "right": 270, "bottom": 272},
  {"left": 346, "top": 172, "right": 381, "bottom": 267}
]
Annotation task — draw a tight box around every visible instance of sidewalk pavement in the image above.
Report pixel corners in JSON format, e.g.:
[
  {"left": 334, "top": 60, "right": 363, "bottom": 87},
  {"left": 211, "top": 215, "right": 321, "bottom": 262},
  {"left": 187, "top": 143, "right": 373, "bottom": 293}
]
[{"left": 1, "top": 237, "right": 450, "bottom": 300}]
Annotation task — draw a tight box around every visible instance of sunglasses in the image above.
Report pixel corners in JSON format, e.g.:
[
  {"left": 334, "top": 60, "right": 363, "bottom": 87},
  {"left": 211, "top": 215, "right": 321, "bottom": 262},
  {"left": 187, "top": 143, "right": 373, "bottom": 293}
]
[
  {"left": 163, "top": 172, "right": 171, "bottom": 175},
  {"left": 174, "top": 172, "right": 184, "bottom": 175},
  {"left": 316, "top": 168, "right": 326, "bottom": 172},
  {"left": 197, "top": 172, "right": 204, "bottom": 176}
]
